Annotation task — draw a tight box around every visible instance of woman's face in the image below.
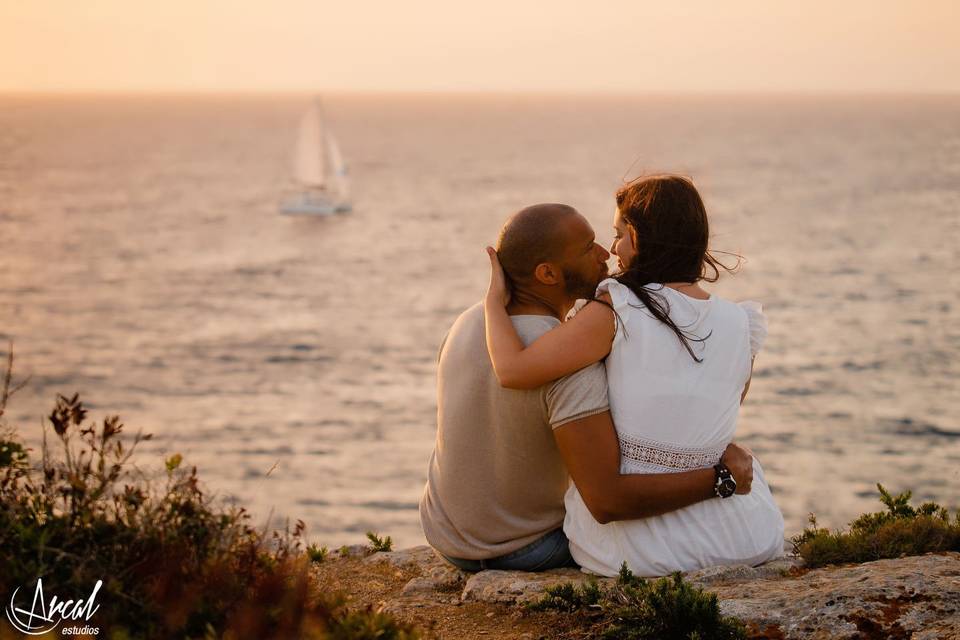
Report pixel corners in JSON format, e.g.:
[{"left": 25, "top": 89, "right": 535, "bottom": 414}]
[{"left": 610, "top": 208, "right": 638, "bottom": 271}]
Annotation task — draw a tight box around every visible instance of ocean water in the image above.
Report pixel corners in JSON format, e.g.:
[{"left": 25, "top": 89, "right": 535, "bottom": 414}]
[{"left": 1, "top": 94, "right": 958, "bottom": 549}]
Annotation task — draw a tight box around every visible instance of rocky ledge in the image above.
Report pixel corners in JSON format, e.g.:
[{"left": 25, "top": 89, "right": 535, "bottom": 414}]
[{"left": 355, "top": 546, "right": 960, "bottom": 639}]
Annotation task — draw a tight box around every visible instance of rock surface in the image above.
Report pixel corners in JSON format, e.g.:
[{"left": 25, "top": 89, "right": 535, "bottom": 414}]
[
  {"left": 333, "top": 543, "right": 372, "bottom": 559},
  {"left": 361, "top": 546, "right": 960, "bottom": 638},
  {"left": 361, "top": 545, "right": 442, "bottom": 569},
  {"left": 461, "top": 568, "right": 595, "bottom": 606},
  {"left": 711, "top": 552, "right": 960, "bottom": 639}
]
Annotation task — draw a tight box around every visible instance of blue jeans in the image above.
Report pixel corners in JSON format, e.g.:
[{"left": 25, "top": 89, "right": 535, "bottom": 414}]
[{"left": 440, "top": 528, "right": 576, "bottom": 572}]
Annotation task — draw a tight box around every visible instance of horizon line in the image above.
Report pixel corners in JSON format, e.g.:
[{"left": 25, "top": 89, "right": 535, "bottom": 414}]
[{"left": 2, "top": 88, "right": 959, "bottom": 99}]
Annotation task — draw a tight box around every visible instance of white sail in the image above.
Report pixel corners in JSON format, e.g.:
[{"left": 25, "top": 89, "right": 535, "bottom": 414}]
[
  {"left": 326, "top": 132, "right": 349, "bottom": 199},
  {"left": 281, "top": 97, "right": 352, "bottom": 215},
  {"left": 293, "top": 101, "right": 326, "bottom": 188}
]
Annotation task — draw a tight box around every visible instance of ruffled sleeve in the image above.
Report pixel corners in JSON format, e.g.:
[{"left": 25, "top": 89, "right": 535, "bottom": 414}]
[
  {"left": 596, "top": 278, "right": 634, "bottom": 340},
  {"left": 738, "top": 301, "right": 767, "bottom": 357}
]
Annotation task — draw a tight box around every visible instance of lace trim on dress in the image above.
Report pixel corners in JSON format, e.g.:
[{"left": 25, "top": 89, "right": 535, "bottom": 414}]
[{"left": 618, "top": 433, "right": 725, "bottom": 472}]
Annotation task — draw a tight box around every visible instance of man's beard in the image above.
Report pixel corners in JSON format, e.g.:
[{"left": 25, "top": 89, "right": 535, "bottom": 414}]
[{"left": 562, "top": 266, "right": 603, "bottom": 300}]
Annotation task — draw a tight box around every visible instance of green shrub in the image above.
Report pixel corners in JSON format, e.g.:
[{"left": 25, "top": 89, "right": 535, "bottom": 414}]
[
  {"left": 529, "top": 564, "right": 746, "bottom": 640},
  {"left": 308, "top": 543, "right": 330, "bottom": 563},
  {"left": 528, "top": 580, "right": 603, "bottom": 613},
  {"left": 0, "top": 348, "right": 421, "bottom": 639},
  {"left": 366, "top": 531, "right": 393, "bottom": 552},
  {"left": 792, "top": 483, "right": 960, "bottom": 568}
]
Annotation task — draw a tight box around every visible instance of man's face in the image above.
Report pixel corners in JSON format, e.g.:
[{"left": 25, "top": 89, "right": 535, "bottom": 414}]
[{"left": 557, "top": 214, "right": 610, "bottom": 301}]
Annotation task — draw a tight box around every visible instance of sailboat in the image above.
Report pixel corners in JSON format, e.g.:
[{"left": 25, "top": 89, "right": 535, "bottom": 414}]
[{"left": 280, "top": 99, "right": 352, "bottom": 215}]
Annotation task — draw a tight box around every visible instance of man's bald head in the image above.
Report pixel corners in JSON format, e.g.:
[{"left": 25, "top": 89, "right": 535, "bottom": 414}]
[{"left": 496, "top": 204, "right": 580, "bottom": 283}]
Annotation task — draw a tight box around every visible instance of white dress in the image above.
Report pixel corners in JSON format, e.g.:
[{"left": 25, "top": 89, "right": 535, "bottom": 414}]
[{"left": 563, "top": 278, "right": 785, "bottom": 577}]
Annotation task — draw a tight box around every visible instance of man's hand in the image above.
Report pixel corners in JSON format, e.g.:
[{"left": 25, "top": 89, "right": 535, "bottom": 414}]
[{"left": 721, "top": 442, "right": 753, "bottom": 495}]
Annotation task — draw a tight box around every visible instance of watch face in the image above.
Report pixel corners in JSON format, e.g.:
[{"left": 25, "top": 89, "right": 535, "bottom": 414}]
[{"left": 719, "top": 478, "right": 737, "bottom": 497}]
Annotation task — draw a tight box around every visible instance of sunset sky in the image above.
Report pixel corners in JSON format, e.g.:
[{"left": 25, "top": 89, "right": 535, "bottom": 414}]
[{"left": 2, "top": 0, "right": 958, "bottom": 93}]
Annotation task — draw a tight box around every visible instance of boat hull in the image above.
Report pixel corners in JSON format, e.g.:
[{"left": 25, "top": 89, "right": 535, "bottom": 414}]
[{"left": 279, "top": 196, "right": 352, "bottom": 216}]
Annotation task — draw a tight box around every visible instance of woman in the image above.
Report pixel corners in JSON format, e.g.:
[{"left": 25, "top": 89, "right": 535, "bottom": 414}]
[{"left": 483, "top": 175, "right": 784, "bottom": 577}]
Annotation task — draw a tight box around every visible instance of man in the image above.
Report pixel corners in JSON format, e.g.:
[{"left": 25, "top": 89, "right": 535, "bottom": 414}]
[{"left": 419, "top": 204, "right": 753, "bottom": 571}]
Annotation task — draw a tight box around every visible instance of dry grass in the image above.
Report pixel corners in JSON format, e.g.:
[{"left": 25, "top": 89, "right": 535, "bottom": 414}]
[{"left": 0, "top": 345, "right": 421, "bottom": 639}]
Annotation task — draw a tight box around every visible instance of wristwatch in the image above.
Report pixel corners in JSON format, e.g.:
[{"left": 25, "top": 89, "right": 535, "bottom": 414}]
[{"left": 713, "top": 463, "right": 737, "bottom": 498}]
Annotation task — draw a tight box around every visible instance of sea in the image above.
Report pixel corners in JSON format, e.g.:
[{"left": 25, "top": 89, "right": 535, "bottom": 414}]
[{"left": 1, "top": 94, "right": 958, "bottom": 549}]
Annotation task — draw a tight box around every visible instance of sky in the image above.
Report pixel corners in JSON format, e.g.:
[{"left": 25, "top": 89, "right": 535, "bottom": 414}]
[{"left": 2, "top": 0, "right": 959, "bottom": 93}]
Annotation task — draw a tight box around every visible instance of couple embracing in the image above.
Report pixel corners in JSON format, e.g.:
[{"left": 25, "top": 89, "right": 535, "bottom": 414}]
[{"left": 419, "top": 174, "right": 784, "bottom": 577}]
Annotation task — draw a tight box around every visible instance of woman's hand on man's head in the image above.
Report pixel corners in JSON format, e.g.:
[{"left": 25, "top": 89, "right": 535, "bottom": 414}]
[{"left": 484, "top": 246, "right": 511, "bottom": 307}]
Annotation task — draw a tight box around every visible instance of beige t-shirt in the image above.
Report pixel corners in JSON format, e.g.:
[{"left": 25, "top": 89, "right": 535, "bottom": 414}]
[{"left": 419, "top": 303, "right": 610, "bottom": 560}]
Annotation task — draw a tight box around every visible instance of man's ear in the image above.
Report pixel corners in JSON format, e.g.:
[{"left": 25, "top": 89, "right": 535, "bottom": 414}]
[{"left": 533, "top": 263, "right": 560, "bottom": 286}]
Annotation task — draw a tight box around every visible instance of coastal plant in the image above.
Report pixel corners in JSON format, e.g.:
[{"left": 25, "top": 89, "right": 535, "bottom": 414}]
[
  {"left": 0, "top": 345, "right": 30, "bottom": 471},
  {"left": 529, "top": 580, "right": 603, "bottom": 613},
  {"left": 366, "top": 530, "right": 393, "bottom": 552},
  {"left": 308, "top": 543, "right": 330, "bottom": 563},
  {"left": 0, "top": 347, "right": 421, "bottom": 639},
  {"left": 528, "top": 564, "right": 746, "bottom": 640},
  {"left": 310, "top": 543, "right": 329, "bottom": 563},
  {"left": 792, "top": 483, "right": 960, "bottom": 568}
]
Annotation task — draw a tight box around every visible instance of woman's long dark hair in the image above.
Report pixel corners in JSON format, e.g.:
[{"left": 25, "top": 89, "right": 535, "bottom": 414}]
[{"left": 614, "top": 174, "right": 738, "bottom": 362}]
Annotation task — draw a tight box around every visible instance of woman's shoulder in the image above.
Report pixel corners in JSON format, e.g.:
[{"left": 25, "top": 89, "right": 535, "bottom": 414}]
[
  {"left": 692, "top": 295, "right": 763, "bottom": 321},
  {"left": 594, "top": 278, "right": 642, "bottom": 325},
  {"left": 596, "top": 277, "right": 627, "bottom": 295},
  {"left": 706, "top": 297, "right": 768, "bottom": 355},
  {"left": 735, "top": 300, "right": 768, "bottom": 356},
  {"left": 595, "top": 278, "right": 631, "bottom": 303}
]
